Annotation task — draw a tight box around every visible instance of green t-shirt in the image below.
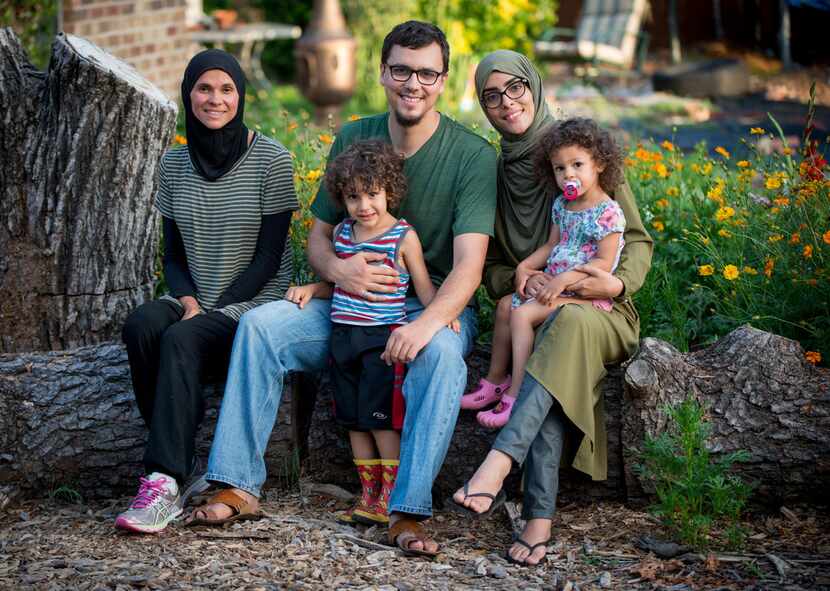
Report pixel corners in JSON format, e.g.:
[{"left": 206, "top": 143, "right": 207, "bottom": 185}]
[{"left": 311, "top": 113, "right": 497, "bottom": 288}]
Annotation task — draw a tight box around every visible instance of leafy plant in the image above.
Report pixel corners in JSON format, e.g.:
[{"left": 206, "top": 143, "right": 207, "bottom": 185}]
[
  {"left": 49, "top": 484, "right": 83, "bottom": 505},
  {"left": 635, "top": 398, "right": 752, "bottom": 549}
]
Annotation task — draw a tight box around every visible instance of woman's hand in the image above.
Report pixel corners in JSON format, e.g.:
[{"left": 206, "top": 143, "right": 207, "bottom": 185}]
[
  {"left": 447, "top": 318, "right": 461, "bottom": 334},
  {"left": 179, "top": 296, "right": 202, "bottom": 320},
  {"left": 524, "top": 272, "right": 553, "bottom": 299},
  {"left": 535, "top": 277, "right": 565, "bottom": 306},
  {"left": 514, "top": 264, "right": 542, "bottom": 299},
  {"left": 567, "top": 265, "right": 624, "bottom": 299}
]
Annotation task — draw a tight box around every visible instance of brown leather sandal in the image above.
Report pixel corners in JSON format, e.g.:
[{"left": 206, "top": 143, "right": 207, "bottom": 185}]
[
  {"left": 185, "top": 489, "right": 263, "bottom": 527},
  {"left": 388, "top": 518, "right": 439, "bottom": 558}
]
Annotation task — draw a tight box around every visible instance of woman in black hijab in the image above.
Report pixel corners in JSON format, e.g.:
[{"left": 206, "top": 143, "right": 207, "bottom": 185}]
[{"left": 116, "top": 50, "right": 298, "bottom": 534}]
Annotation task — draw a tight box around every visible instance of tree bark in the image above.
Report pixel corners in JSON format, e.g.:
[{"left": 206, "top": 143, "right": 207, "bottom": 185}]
[
  {"left": 1, "top": 327, "right": 826, "bottom": 509},
  {"left": 623, "top": 325, "right": 830, "bottom": 506},
  {"left": 0, "top": 29, "right": 177, "bottom": 354}
]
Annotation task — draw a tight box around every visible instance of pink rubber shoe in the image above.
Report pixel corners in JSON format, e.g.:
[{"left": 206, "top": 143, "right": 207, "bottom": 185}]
[
  {"left": 476, "top": 395, "right": 517, "bottom": 429},
  {"left": 460, "top": 377, "right": 511, "bottom": 410}
]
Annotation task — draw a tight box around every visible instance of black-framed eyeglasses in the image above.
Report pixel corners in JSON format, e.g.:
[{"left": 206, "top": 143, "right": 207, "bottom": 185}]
[
  {"left": 481, "top": 77, "right": 529, "bottom": 109},
  {"left": 385, "top": 64, "right": 445, "bottom": 86}
]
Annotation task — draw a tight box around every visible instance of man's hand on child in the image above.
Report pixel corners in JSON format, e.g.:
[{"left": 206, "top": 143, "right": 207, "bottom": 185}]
[
  {"left": 336, "top": 252, "right": 399, "bottom": 301},
  {"left": 514, "top": 265, "right": 542, "bottom": 298}
]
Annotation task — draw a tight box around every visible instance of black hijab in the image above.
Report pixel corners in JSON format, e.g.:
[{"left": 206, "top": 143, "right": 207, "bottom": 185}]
[{"left": 182, "top": 49, "right": 249, "bottom": 181}]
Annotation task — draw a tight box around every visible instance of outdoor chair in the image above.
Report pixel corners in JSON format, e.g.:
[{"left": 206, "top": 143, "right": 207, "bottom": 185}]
[{"left": 534, "top": 0, "right": 650, "bottom": 72}]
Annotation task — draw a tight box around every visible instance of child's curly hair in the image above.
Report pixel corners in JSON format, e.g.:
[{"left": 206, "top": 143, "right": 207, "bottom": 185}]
[
  {"left": 534, "top": 118, "right": 624, "bottom": 194},
  {"left": 325, "top": 139, "right": 407, "bottom": 210}
]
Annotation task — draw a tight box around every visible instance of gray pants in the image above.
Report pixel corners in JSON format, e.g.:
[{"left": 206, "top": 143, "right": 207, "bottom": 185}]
[{"left": 492, "top": 374, "right": 565, "bottom": 520}]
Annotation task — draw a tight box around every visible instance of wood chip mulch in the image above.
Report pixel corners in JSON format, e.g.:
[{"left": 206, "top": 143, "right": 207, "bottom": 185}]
[{"left": 2, "top": 481, "right": 828, "bottom": 590}]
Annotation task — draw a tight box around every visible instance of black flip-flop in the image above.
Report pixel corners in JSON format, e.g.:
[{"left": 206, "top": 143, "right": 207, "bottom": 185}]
[
  {"left": 447, "top": 482, "right": 506, "bottom": 519},
  {"left": 506, "top": 536, "right": 550, "bottom": 566}
]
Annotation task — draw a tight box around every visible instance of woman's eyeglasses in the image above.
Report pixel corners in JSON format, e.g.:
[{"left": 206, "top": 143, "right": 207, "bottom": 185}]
[
  {"left": 386, "top": 64, "right": 445, "bottom": 86},
  {"left": 482, "top": 78, "right": 529, "bottom": 109}
]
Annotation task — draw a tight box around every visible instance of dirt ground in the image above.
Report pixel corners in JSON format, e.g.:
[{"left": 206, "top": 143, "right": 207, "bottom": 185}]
[{"left": 1, "top": 482, "right": 828, "bottom": 591}]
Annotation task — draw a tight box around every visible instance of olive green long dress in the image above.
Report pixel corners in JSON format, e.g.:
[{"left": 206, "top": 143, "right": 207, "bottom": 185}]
[{"left": 476, "top": 50, "right": 653, "bottom": 481}]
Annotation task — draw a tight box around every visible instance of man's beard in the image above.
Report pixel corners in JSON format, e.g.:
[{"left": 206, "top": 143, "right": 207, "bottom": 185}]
[{"left": 393, "top": 108, "right": 423, "bottom": 128}]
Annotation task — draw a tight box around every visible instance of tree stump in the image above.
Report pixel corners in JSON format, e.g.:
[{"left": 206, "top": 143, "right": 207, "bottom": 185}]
[
  {"left": 623, "top": 326, "right": 830, "bottom": 506},
  {"left": 0, "top": 29, "right": 176, "bottom": 353}
]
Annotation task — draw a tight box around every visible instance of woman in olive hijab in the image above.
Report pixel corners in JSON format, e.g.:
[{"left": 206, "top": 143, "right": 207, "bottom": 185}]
[{"left": 452, "top": 50, "right": 653, "bottom": 565}]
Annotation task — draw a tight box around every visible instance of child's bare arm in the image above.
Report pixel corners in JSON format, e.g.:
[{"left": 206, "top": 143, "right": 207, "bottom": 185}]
[
  {"left": 581, "top": 232, "right": 621, "bottom": 273},
  {"left": 401, "top": 231, "right": 460, "bottom": 333},
  {"left": 516, "top": 224, "right": 559, "bottom": 297},
  {"left": 285, "top": 281, "right": 333, "bottom": 309}
]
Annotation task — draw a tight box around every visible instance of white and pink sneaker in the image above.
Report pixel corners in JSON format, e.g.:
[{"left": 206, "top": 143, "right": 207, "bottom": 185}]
[{"left": 115, "top": 473, "right": 181, "bottom": 534}]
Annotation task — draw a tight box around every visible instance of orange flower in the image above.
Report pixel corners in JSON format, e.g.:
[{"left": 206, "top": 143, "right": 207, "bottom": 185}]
[
  {"left": 803, "top": 245, "right": 813, "bottom": 258},
  {"left": 750, "top": 127, "right": 765, "bottom": 135},
  {"left": 652, "top": 220, "right": 665, "bottom": 232},
  {"left": 764, "top": 257, "right": 775, "bottom": 277},
  {"left": 318, "top": 133, "right": 334, "bottom": 145},
  {"left": 655, "top": 198, "right": 669, "bottom": 208},
  {"left": 661, "top": 140, "right": 675, "bottom": 152},
  {"left": 805, "top": 351, "right": 821, "bottom": 365},
  {"left": 173, "top": 134, "right": 187, "bottom": 145},
  {"left": 823, "top": 230, "right": 830, "bottom": 245},
  {"left": 287, "top": 122, "right": 298, "bottom": 132},
  {"left": 715, "top": 146, "right": 730, "bottom": 159},
  {"left": 789, "top": 233, "right": 801, "bottom": 245},
  {"left": 773, "top": 197, "right": 790, "bottom": 207},
  {"left": 348, "top": 114, "right": 361, "bottom": 121},
  {"left": 737, "top": 160, "right": 750, "bottom": 168},
  {"left": 653, "top": 162, "right": 669, "bottom": 178}
]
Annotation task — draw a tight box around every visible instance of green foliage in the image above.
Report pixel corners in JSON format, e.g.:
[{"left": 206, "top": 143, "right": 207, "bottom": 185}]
[
  {"left": 1, "top": 0, "right": 57, "bottom": 68},
  {"left": 49, "top": 484, "right": 83, "bottom": 505},
  {"left": 635, "top": 398, "right": 752, "bottom": 549}
]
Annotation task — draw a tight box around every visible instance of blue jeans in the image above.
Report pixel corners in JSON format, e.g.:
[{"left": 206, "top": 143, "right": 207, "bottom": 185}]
[{"left": 206, "top": 297, "right": 478, "bottom": 518}]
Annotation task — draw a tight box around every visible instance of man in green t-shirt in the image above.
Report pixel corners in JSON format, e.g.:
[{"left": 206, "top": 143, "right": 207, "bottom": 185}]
[{"left": 200, "top": 21, "right": 496, "bottom": 555}]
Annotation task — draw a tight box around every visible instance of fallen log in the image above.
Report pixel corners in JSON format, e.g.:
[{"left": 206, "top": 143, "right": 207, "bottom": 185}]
[
  {"left": 0, "top": 29, "right": 176, "bottom": 353},
  {"left": 623, "top": 325, "right": 830, "bottom": 506}
]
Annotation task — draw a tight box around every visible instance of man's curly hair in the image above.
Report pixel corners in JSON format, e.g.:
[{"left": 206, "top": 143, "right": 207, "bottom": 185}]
[
  {"left": 534, "top": 118, "right": 624, "bottom": 194},
  {"left": 325, "top": 139, "right": 407, "bottom": 211}
]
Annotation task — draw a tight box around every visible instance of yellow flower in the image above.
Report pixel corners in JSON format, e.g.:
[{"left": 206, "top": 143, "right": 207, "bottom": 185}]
[
  {"left": 743, "top": 266, "right": 758, "bottom": 275},
  {"left": 691, "top": 163, "right": 701, "bottom": 173},
  {"left": 318, "top": 133, "right": 334, "bottom": 145},
  {"left": 698, "top": 264, "right": 714, "bottom": 276},
  {"left": 655, "top": 198, "right": 669, "bottom": 208},
  {"left": 702, "top": 163, "right": 713, "bottom": 175},
  {"left": 765, "top": 176, "right": 782, "bottom": 190},
  {"left": 348, "top": 114, "right": 360, "bottom": 121},
  {"left": 768, "top": 234, "right": 783, "bottom": 243},
  {"left": 666, "top": 187, "right": 679, "bottom": 197},
  {"left": 701, "top": 237, "right": 710, "bottom": 245},
  {"left": 789, "top": 233, "right": 801, "bottom": 245},
  {"left": 783, "top": 147, "right": 792, "bottom": 155},
  {"left": 653, "top": 162, "right": 669, "bottom": 178},
  {"left": 305, "top": 169, "right": 323, "bottom": 182},
  {"left": 823, "top": 230, "right": 830, "bottom": 245},
  {"left": 723, "top": 265, "right": 740, "bottom": 280},
  {"left": 764, "top": 257, "right": 775, "bottom": 277},
  {"left": 750, "top": 127, "right": 765, "bottom": 135},
  {"left": 718, "top": 228, "right": 732, "bottom": 238},
  {"left": 640, "top": 172, "right": 653, "bottom": 181},
  {"left": 661, "top": 140, "right": 675, "bottom": 152},
  {"left": 805, "top": 351, "right": 821, "bottom": 365},
  {"left": 770, "top": 207, "right": 780, "bottom": 215},
  {"left": 715, "top": 146, "right": 731, "bottom": 159},
  {"left": 737, "top": 160, "right": 750, "bottom": 168},
  {"left": 652, "top": 220, "right": 665, "bottom": 232},
  {"left": 803, "top": 245, "right": 813, "bottom": 258},
  {"left": 715, "top": 206, "right": 735, "bottom": 222}
]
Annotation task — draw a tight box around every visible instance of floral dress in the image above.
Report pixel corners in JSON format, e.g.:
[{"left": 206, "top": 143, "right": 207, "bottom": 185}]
[{"left": 513, "top": 196, "right": 626, "bottom": 312}]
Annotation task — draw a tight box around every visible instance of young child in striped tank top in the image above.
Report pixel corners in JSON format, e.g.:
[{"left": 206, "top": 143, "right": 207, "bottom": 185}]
[{"left": 286, "top": 140, "right": 459, "bottom": 525}]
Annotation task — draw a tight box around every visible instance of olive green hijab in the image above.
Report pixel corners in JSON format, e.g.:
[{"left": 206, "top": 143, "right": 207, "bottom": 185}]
[{"left": 475, "top": 50, "right": 555, "bottom": 294}]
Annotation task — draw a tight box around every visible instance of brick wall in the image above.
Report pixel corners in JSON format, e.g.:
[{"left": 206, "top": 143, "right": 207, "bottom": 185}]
[{"left": 61, "top": 0, "right": 194, "bottom": 99}]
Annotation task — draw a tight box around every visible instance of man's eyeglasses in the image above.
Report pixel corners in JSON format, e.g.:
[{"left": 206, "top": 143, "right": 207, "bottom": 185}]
[
  {"left": 481, "top": 78, "right": 529, "bottom": 109},
  {"left": 386, "top": 64, "right": 445, "bottom": 86}
]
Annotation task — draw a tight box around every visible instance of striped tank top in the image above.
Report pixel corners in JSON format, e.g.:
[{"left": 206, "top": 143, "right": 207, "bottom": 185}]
[{"left": 330, "top": 218, "right": 412, "bottom": 326}]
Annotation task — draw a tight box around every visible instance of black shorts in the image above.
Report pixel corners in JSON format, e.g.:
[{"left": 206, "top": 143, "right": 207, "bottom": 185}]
[{"left": 329, "top": 323, "right": 405, "bottom": 431}]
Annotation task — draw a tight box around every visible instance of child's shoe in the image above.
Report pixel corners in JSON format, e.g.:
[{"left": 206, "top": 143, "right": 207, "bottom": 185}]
[
  {"left": 354, "top": 459, "right": 399, "bottom": 525},
  {"left": 460, "top": 376, "right": 511, "bottom": 410},
  {"left": 476, "top": 395, "right": 517, "bottom": 429},
  {"left": 336, "top": 459, "right": 381, "bottom": 525},
  {"left": 115, "top": 472, "right": 182, "bottom": 533}
]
